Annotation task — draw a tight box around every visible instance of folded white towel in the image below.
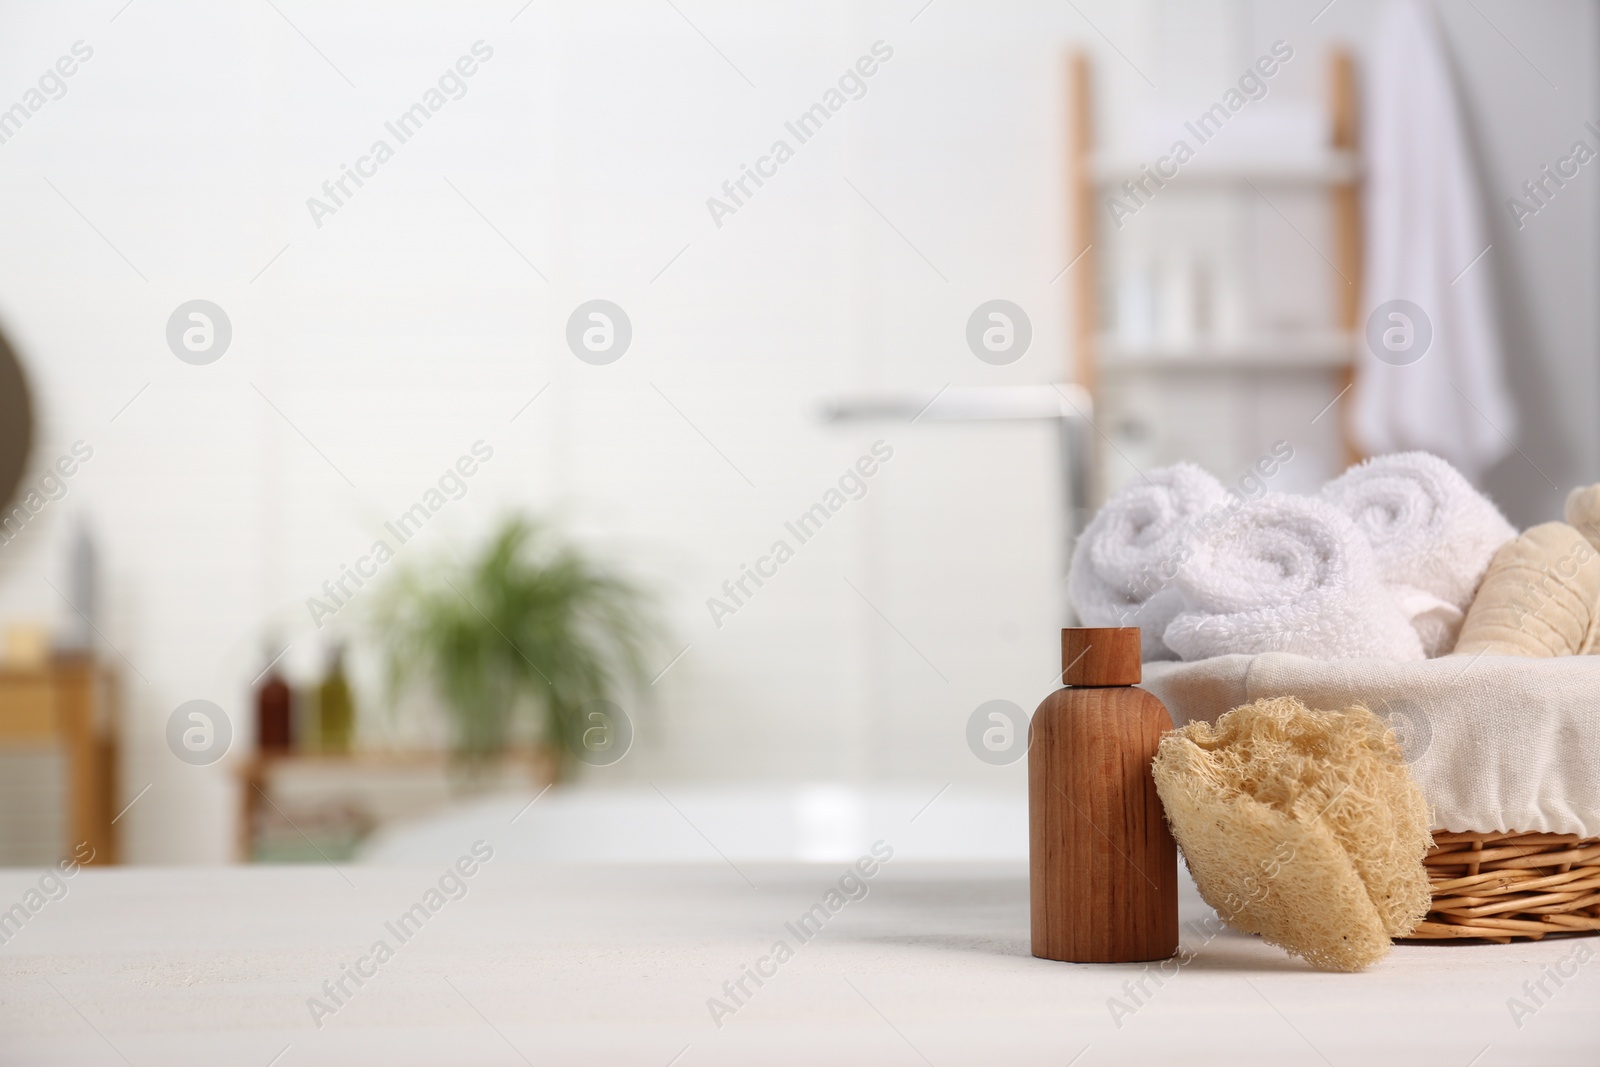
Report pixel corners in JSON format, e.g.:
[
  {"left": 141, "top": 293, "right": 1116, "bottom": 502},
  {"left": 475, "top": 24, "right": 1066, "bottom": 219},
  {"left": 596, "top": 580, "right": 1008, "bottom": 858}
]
[
  {"left": 1163, "top": 493, "right": 1425, "bottom": 662},
  {"left": 1320, "top": 451, "right": 1514, "bottom": 655},
  {"left": 1068, "top": 463, "right": 1228, "bottom": 660}
]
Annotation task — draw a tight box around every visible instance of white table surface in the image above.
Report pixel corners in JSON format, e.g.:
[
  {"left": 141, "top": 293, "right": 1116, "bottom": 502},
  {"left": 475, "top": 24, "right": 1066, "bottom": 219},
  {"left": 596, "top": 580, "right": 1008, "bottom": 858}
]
[{"left": 0, "top": 861, "right": 1594, "bottom": 1066}]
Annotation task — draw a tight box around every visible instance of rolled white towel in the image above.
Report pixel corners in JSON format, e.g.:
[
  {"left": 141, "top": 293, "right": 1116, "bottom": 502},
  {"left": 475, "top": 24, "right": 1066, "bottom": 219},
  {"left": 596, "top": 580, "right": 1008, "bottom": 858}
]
[
  {"left": 1320, "top": 451, "right": 1514, "bottom": 655},
  {"left": 1069, "top": 463, "right": 1228, "bottom": 660},
  {"left": 1163, "top": 493, "right": 1425, "bottom": 662}
]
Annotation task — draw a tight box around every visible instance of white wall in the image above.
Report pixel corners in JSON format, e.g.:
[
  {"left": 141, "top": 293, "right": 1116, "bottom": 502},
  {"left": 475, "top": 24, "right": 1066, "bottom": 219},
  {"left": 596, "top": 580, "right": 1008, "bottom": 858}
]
[{"left": 0, "top": 1, "right": 1592, "bottom": 862}]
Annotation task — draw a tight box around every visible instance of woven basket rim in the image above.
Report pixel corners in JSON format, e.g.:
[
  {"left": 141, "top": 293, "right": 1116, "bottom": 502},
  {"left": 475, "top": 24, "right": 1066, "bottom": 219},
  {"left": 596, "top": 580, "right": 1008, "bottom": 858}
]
[{"left": 1406, "top": 830, "right": 1600, "bottom": 943}]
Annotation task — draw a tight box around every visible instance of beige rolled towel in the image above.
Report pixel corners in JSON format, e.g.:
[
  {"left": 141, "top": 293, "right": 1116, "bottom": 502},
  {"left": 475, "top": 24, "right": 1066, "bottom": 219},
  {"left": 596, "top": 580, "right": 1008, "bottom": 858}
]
[
  {"left": 1565, "top": 484, "right": 1600, "bottom": 552},
  {"left": 1451, "top": 522, "right": 1600, "bottom": 656}
]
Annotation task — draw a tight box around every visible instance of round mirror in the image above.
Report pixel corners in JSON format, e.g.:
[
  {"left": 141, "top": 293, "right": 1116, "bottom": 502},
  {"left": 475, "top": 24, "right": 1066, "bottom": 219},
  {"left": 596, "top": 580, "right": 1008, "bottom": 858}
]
[{"left": 0, "top": 327, "right": 33, "bottom": 514}]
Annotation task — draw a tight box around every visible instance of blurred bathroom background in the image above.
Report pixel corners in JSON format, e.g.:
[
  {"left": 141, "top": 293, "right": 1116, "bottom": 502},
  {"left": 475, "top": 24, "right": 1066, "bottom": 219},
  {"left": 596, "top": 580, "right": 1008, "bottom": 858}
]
[{"left": 0, "top": 0, "right": 1593, "bottom": 865}]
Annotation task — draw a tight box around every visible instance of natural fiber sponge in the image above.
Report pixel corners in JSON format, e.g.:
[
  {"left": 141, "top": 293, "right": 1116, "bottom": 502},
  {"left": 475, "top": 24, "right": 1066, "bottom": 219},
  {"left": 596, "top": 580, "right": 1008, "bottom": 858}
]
[
  {"left": 1152, "top": 696, "right": 1432, "bottom": 971},
  {"left": 1452, "top": 522, "right": 1600, "bottom": 657}
]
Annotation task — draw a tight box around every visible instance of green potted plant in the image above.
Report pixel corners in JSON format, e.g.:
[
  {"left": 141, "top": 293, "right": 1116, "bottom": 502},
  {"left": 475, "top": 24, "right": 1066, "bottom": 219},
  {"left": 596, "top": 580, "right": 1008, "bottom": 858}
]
[{"left": 376, "top": 517, "right": 657, "bottom": 773}]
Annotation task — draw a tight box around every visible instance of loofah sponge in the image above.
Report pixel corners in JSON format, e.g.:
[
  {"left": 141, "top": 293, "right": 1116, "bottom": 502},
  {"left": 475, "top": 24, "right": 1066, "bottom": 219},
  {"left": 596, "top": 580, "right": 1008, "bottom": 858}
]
[
  {"left": 1451, "top": 522, "right": 1600, "bottom": 657},
  {"left": 1152, "top": 697, "right": 1432, "bottom": 972}
]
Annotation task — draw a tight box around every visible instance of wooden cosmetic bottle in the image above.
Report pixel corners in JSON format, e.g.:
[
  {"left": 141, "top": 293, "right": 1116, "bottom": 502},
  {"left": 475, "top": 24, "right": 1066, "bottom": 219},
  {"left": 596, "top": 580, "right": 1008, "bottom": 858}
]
[{"left": 1029, "top": 627, "right": 1178, "bottom": 962}]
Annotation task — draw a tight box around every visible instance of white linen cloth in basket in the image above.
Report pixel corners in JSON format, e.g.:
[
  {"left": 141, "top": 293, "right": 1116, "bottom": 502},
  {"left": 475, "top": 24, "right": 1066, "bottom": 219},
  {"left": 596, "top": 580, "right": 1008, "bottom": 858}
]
[{"left": 1141, "top": 653, "right": 1600, "bottom": 839}]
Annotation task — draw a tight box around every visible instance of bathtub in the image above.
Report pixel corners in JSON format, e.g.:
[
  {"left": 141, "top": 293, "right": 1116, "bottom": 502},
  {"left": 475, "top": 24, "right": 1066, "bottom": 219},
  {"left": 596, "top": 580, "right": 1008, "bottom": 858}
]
[{"left": 357, "top": 783, "right": 1027, "bottom": 864}]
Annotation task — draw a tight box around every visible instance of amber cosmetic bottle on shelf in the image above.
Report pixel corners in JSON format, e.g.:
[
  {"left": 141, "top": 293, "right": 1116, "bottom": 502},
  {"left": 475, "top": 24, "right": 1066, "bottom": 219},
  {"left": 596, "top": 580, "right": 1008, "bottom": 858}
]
[
  {"left": 1029, "top": 627, "right": 1178, "bottom": 963},
  {"left": 255, "top": 646, "right": 293, "bottom": 753}
]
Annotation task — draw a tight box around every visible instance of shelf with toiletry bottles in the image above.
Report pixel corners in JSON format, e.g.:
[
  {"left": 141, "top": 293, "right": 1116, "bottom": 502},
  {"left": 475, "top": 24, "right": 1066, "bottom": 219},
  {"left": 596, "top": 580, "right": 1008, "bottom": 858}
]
[
  {"left": 1089, "top": 150, "right": 1358, "bottom": 189},
  {"left": 237, "top": 638, "right": 554, "bottom": 862},
  {"left": 1066, "top": 51, "right": 1361, "bottom": 502},
  {"left": 1096, "top": 331, "right": 1354, "bottom": 369}
]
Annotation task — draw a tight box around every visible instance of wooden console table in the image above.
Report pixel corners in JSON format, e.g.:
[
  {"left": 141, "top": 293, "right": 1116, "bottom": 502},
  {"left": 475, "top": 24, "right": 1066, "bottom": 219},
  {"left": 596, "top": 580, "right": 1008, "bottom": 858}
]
[{"left": 0, "top": 657, "right": 117, "bottom": 865}]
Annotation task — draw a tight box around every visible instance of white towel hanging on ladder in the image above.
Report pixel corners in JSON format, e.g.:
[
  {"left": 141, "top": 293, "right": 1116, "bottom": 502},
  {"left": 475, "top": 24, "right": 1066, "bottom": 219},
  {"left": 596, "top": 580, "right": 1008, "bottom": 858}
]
[{"left": 1351, "top": 0, "right": 1517, "bottom": 482}]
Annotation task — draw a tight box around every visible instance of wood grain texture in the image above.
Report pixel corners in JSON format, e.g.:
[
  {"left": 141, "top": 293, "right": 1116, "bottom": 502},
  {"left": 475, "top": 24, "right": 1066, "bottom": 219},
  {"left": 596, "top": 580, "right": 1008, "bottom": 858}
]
[
  {"left": 1030, "top": 684, "right": 1177, "bottom": 962},
  {"left": 1061, "top": 627, "right": 1141, "bottom": 686}
]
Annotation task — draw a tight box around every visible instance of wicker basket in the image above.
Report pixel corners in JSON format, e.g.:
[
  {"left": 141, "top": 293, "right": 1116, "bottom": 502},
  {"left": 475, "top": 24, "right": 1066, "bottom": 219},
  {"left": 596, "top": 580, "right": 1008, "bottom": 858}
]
[{"left": 1405, "top": 831, "right": 1600, "bottom": 943}]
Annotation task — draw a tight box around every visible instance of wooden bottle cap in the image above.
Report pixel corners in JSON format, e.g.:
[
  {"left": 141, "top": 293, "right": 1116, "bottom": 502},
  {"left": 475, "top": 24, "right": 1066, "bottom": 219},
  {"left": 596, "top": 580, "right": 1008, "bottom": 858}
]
[{"left": 1062, "top": 627, "right": 1141, "bottom": 686}]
